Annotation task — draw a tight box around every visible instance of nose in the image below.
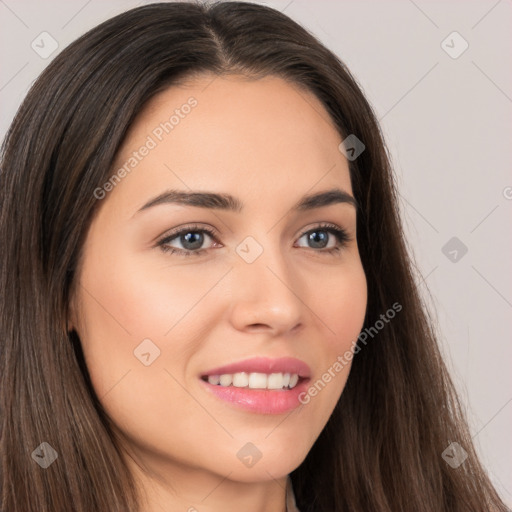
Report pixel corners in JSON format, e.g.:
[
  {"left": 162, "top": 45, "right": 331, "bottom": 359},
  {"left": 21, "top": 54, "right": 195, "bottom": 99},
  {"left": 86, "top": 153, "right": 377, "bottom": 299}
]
[{"left": 228, "top": 239, "right": 305, "bottom": 336}]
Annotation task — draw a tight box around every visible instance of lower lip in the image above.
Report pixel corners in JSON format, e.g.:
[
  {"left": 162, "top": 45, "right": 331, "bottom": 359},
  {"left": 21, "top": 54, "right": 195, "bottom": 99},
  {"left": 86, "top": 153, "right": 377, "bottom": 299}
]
[{"left": 199, "top": 378, "right": 310, "bottom": 414}]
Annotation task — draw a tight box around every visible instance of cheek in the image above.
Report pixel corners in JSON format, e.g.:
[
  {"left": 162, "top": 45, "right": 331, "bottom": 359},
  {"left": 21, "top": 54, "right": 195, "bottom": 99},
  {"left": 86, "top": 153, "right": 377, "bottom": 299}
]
[
  {"left": 302, "top": 259, "right": 367, "bottom": 409},
  {"left": 74, "top": 252, "right": 230, "bottom": 462},
  {"left": 319, "top": 259, "right": 367, "bottom": 353},
  {"left": 74, "top": 246, "right": 228, "bottom": 398},
  {"left": 78, "top": 243, "right": 227, "bottom": 338}
]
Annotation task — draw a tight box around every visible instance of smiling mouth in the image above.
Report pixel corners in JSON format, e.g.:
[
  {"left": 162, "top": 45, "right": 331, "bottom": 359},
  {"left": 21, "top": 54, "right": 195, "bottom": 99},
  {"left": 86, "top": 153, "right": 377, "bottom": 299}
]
[
  {"left": 200, "top": 372, "right": 307, "bottom": 390},
  {"left": 199, "top": 357, "right": 312, "bottom": 414}
]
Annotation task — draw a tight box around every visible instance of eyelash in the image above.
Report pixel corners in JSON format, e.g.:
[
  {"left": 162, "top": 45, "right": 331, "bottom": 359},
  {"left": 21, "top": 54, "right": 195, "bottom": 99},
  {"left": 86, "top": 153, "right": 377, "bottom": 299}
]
[{"left": 156, "top": 223, "right": 351, "bottom": 258}]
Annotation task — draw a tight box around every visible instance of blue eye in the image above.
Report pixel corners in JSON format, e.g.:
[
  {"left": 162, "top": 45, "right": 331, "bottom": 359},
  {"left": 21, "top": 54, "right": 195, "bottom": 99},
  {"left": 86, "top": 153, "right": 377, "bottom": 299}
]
[
  {"left": 295, "top": 225, "right": 349, "bottom": 252},
  {"left": 157, "top": 224, "right": 217, "bottom": 257},
  {"left": 157, "top": 223, "right": 350, "bottom": 257}
]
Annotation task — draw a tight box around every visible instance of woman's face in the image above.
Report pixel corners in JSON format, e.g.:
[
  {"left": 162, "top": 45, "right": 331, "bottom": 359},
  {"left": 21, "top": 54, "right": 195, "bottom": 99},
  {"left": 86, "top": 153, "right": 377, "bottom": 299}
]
[{"left": 70, "top": 75, "right": 367, "bottom": 485}]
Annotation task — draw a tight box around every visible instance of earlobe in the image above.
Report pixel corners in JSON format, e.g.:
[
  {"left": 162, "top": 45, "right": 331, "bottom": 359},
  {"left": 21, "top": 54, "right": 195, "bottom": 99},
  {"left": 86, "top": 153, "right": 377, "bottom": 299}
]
[
  {"left": 65, "top": 314, "right": 75, "bottom": 334},
  {"left": 66, "top": 295, "right": 77, "bottom": 334}
]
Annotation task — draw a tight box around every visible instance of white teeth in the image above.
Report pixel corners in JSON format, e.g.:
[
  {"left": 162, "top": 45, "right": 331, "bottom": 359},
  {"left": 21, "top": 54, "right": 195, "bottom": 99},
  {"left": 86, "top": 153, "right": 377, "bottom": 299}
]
[
  {"left": 208, "top": 375, "right": 220, "bottom": 385},
  {"left": 207, "top": 371, "right": 301, "bottom": 390},
  {"left": 248, "top": 372, "right": 267, "bottom": 389},
  {"left": 219, "top": 374, "right": 232, "bottom": 386},
  {"left": 267, "top": 373, "right": 284, "bottom": 389},
  {"left": 232, "top": 372, "right": 249, "bottom": 387}
]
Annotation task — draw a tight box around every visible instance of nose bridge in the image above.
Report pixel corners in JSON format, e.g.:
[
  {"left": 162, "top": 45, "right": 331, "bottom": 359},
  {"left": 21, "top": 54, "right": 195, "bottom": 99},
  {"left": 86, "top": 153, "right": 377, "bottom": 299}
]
[
  {"left": 228, "top": 231, "right": 304, "bottom": 332},
  {"left": 235, "top": 229, "right": 291, "bottom": 287}
]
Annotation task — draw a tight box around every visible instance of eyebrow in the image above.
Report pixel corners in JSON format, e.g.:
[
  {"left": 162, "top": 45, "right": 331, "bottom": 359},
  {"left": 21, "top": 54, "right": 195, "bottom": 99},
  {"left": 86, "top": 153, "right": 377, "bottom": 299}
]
[{"left": 135, "top": 187, "right": 358, "bottom": 216}]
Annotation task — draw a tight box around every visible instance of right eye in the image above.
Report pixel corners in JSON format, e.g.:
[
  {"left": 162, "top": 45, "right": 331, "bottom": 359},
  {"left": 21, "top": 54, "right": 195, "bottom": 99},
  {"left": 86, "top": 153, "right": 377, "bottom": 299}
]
[{"left": 157, "top": 224, "right": 220, "bottom": 257}]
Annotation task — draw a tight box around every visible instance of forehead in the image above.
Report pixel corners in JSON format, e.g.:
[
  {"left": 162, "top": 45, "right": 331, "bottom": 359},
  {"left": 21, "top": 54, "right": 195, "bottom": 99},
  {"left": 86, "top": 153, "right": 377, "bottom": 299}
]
[{"left": 105, "top": 74, "right": 352, "bottom": 216}]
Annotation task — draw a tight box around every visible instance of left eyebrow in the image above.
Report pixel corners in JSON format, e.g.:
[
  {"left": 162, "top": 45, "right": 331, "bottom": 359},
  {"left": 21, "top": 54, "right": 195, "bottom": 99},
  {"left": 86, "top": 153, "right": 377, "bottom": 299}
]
[{"left": 133, "top": 187, "right": 358, "bottom": 216}]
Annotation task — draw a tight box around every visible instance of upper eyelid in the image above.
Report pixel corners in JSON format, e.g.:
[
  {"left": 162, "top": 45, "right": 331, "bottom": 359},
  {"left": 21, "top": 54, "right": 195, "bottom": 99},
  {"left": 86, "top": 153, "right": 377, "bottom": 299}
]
[{"left": 157, "top": 224, "right": 218, "bottom": 243}]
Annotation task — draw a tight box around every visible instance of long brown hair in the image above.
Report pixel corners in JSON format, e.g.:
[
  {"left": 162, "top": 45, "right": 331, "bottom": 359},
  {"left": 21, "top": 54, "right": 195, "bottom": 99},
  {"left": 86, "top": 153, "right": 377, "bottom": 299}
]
[{"left": 0, "top": 2, "right": 508, "bottom": 511}]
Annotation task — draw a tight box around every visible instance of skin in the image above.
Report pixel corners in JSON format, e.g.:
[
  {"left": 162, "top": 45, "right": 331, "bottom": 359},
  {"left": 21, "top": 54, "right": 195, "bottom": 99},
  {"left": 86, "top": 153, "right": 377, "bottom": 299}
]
[{"left": 69, "top": 74, "right": 368, "bottom": 512}]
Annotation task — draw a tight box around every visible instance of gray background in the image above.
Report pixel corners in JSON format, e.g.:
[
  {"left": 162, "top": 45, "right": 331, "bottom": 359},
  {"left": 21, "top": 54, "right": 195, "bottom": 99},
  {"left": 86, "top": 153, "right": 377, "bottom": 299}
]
[{"left": 1, "top": 0, "right": 510, "bottom": 503}]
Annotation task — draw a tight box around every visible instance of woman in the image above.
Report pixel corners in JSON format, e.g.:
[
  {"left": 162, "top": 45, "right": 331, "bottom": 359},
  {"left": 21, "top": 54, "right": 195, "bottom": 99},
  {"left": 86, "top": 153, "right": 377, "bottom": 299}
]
[{"left": 0, "top": 2, "right": 508, "bottom": 511}]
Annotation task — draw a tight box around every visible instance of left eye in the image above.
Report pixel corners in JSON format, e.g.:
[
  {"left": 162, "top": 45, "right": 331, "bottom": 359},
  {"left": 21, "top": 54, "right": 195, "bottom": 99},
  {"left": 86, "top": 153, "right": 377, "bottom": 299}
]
[
  {"left": 157, "top": 223, "right": 349, "bottom": 257},
  {"left": 296, "top": 228, "right": 340, "bottom": 250}
]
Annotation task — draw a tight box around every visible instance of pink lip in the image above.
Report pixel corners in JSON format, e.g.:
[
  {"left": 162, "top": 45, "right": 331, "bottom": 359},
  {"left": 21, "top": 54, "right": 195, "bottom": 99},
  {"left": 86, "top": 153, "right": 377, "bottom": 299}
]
[
  {"left": 200, "top": 356, "right": 311, "bottom": 378},
  {"left": 199, "top": 357, "right": 311, "bottom": 415}
]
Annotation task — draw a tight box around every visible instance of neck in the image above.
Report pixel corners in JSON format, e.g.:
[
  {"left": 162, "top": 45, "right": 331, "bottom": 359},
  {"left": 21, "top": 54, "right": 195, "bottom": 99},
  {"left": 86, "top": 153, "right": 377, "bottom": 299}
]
[{"left": 124, "top": 450, "right": 289, "bottom": 512}]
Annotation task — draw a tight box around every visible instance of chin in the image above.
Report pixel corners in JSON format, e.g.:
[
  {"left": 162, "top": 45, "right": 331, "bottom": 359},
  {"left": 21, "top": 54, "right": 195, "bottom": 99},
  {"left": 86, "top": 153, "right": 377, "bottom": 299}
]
[{"left": 210, "top": 438, "right": 310, "bottom": 483}]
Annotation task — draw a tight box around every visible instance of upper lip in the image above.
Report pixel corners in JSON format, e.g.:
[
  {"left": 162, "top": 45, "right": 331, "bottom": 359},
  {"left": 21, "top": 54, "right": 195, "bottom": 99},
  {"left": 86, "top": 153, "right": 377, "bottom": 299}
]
[{"left": 200, "top": 357, "right": 311, "bottom": 378}]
